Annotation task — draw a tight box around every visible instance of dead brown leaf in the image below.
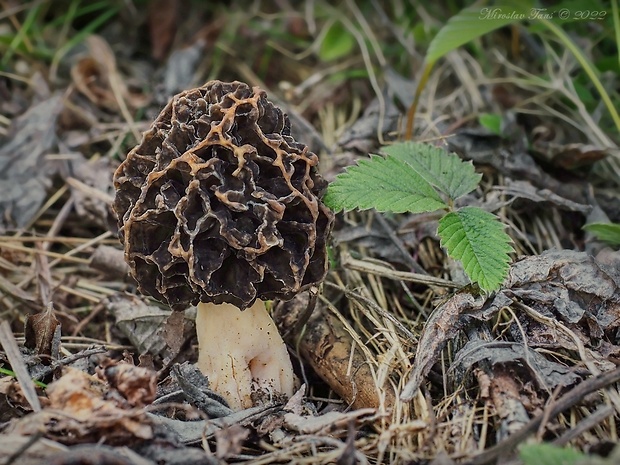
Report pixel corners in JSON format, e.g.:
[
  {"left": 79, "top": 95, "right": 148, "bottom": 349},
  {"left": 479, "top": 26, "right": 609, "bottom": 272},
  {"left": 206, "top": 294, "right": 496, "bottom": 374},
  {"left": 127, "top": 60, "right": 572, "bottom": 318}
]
[
  {"left": 8, "top": 367, "right": 152, "bottom": 444},
  {"left": 61, "top": 152, "right": 115, "bottom": 230},
  {"left": 531, "top": 123, "right": 609, "bottom": 169},
  {"left": 507, "top": 249, "right": 620, "bottom": 333},
  {"left": 105, "top": 294, "right": 194, "bottom": 361},
  {"left": 400, "top": 291, "right": 487, "bottom": 401},
  {"left": 0, "top": 95, "right": 63, "bottom": 232},
  {"left": 24, "top": 303, "right": 61, "bottom": 359},
  {"left": 452, "top": 339, "right": 580, "bottom": 391},
  {"left": 97, "top": 361, "right": 157, "bottom": 407},
  {"left": 215, "top": 424, "right": 250, "bottom": 459},
  {"left": 275, "top": 294, "right": 396, "bottom": 411},
  {"left": 160, "top": 310, "right": 186, "bottom": 362}
]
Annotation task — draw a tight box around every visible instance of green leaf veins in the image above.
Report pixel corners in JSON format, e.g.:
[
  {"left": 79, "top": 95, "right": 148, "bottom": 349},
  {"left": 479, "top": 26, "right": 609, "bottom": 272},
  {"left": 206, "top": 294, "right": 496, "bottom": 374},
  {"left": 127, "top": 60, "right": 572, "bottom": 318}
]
[
  {"left": 323, "top": 155, "right": 448, "bottom": 214},
  {"left": 381, "top": 141, "right": 481, "bottom": 200},
  {"left": 438, "top": 207, "right": 513, "bottom": 292},
  {"left": 583, "top": 222, "right": 620, "bottom": 246}
]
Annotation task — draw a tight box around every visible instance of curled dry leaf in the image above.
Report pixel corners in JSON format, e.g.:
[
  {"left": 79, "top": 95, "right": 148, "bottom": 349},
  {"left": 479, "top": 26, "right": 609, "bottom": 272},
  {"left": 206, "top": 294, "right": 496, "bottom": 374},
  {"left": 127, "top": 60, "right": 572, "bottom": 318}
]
[
  {"left": 400, "top": 291, "right": 487, "bottom": 401},
  {"left": 452, "top": 339, "right": 580, "bottom": 391},
  {"left": 507, "top": 249, "right": 620, "bottom": 334},
  {"left": 24, "top": 303, "right": 61, "bottom": 359},
  {"left": 530, "top": 122, "right": 609, "bottom": 169},
  {"left": 105, "top": 294, "right": 194, "bottom": 360},
  {"left": 447, "top": 130, "right": 588, "bottom": 206},
  {"left": 97, "top": 361, "right": 157, "bottom": 407},
  {"left": 171, "top": 363, "right": 233, "bottom": 418},
  {"left": 401, "top": 249, "right": 620, "bottom": 401},
  {"left": 8, "top": 367, "right": 152, "bottom": 444}
]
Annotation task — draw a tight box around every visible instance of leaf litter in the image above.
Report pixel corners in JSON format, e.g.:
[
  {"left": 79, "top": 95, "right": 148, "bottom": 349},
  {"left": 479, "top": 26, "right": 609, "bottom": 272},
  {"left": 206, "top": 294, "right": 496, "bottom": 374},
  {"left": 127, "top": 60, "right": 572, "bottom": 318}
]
[{"left": 0, "top": 2, "right": 619, "bottom": 464}]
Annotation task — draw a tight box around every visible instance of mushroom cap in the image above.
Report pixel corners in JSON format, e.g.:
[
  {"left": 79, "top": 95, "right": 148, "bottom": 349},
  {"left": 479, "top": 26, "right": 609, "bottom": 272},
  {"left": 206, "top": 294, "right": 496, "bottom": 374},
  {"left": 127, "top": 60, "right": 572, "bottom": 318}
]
[{"left": 113, "top": 80, "right": 334, "bottom": 311}]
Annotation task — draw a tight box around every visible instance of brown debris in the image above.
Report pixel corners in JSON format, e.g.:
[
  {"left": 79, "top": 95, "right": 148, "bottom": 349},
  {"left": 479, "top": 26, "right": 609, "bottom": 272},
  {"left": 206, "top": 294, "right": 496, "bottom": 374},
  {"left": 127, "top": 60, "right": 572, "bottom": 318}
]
[
  {"left": 214, "top": 424, "right": 250, "bottom": 460},
  {"left": 24, "top": 303, "right": 61, "bottom": 360},
  {"left": 71, "top": 35, "right": 148, "bottom": 111},
  {"left": 97, "top": 361, "right": 157, "bottom": 407},
  {"left": 148, "top": 0, "right": 180, "bottom": 61},
  {"left": 8, "top": 367, "right": 153, "bottom": 445}
]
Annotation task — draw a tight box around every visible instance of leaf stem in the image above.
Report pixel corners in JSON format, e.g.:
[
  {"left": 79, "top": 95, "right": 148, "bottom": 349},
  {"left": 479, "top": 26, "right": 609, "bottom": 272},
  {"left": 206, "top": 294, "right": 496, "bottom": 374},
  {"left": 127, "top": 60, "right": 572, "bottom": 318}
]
[{"left": 404, "top": 61, "right": 434, "bottom": 140}]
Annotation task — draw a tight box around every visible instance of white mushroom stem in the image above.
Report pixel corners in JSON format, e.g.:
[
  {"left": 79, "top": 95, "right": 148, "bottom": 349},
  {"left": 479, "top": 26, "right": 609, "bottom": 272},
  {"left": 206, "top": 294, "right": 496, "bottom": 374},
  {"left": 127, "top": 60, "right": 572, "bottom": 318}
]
[{"left": 195, "top": 300, "right": 296, "bottom": 410}]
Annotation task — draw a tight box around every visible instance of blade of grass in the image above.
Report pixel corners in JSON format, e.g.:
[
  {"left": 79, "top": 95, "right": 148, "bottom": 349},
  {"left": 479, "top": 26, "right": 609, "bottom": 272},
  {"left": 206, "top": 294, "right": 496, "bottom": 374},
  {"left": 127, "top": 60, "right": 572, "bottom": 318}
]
[
  {"left": 0, "top": 1, "right": 42, "bottom": 69},
  {"left": 404, "top": 2, "right": 532, "bottom": 139},
  {"left": 0, "top": 320, "right": 42, "bottom": 412},
  {"left": 49, "top": 4, "right": 120, "bottom": 80},
  {"left": 613, "top": 0, "right": 620, "bottom": 68},
  {"left": 537, "top": 16, "right": 620, "bottom": 134}
]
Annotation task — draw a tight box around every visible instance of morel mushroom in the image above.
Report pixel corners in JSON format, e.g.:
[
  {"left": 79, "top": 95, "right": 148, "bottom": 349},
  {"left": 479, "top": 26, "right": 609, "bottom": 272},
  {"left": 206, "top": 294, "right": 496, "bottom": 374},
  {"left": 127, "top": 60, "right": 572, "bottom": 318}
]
[{"left": 113, "top": 80, "right": 334, "bottom": 410}]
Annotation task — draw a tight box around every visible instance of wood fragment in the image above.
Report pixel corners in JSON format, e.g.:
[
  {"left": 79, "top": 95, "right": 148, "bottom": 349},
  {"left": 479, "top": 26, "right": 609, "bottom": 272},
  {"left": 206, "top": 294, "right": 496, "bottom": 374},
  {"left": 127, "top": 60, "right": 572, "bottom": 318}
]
[{"left": 274, "top": 293, "right": 395, "bottom": 412}]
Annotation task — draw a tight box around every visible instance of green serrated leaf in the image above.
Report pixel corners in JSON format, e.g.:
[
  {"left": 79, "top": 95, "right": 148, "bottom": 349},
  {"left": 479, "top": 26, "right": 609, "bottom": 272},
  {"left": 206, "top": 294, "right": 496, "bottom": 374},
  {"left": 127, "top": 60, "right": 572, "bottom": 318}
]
[
  {"left": 426, "top": 1, "right": 533, "bottom": 64},
  {"left": 520, "top": 443, "right": 586, "bottom": 465},
  {"left": 438, "top": 207, "right": 513, "bottom": 292},
  {"left": 583, "top": 222, "right": 620, "bottom": 246},
  {"left": 324, "top": 155, "right": 448, "bottom": 214},
  {"left": 381, "top": 142, "right": 482, "bottom": 200},
  {"left": 319, "top": 21, "right": 356, "bottom": 62}
]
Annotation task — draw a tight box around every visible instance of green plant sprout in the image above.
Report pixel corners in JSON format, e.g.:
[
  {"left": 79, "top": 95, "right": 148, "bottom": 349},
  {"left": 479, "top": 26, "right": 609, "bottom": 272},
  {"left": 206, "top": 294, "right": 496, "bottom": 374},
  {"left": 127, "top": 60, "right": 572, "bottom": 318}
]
[
  {"left": 405, "top": 0, "right": 620, "bottom": 139},
  {"left": 0, "top": 367, "right": 46, "bottom": 389},
  {"left": 324, "top": 141, "right": 514, "bottom": 293},
  {"left": 583, "top": 222, "right": 620, "bottom": 246},
  {"left": 520, "top": 443, "right": 586, "bottom": 465}
]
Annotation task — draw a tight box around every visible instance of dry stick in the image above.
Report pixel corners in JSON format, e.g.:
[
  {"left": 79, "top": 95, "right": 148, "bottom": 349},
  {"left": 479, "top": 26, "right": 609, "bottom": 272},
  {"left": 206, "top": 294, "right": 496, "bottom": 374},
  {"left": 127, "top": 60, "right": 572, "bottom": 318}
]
[
  {"left": 33, "top": 345, "right": 108, "bottom": 380},
  {"left": 0, "top": 242, "right": 90, "bottom": 264},
  {"left": 0, "top": 320, "right": 41, "bottom": 412},
  {"left": 41, "top": 195, "right": 74, "bottom": 252},
  {"left": 470, "top": 365, "right": 620, "bottom": 465}
]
